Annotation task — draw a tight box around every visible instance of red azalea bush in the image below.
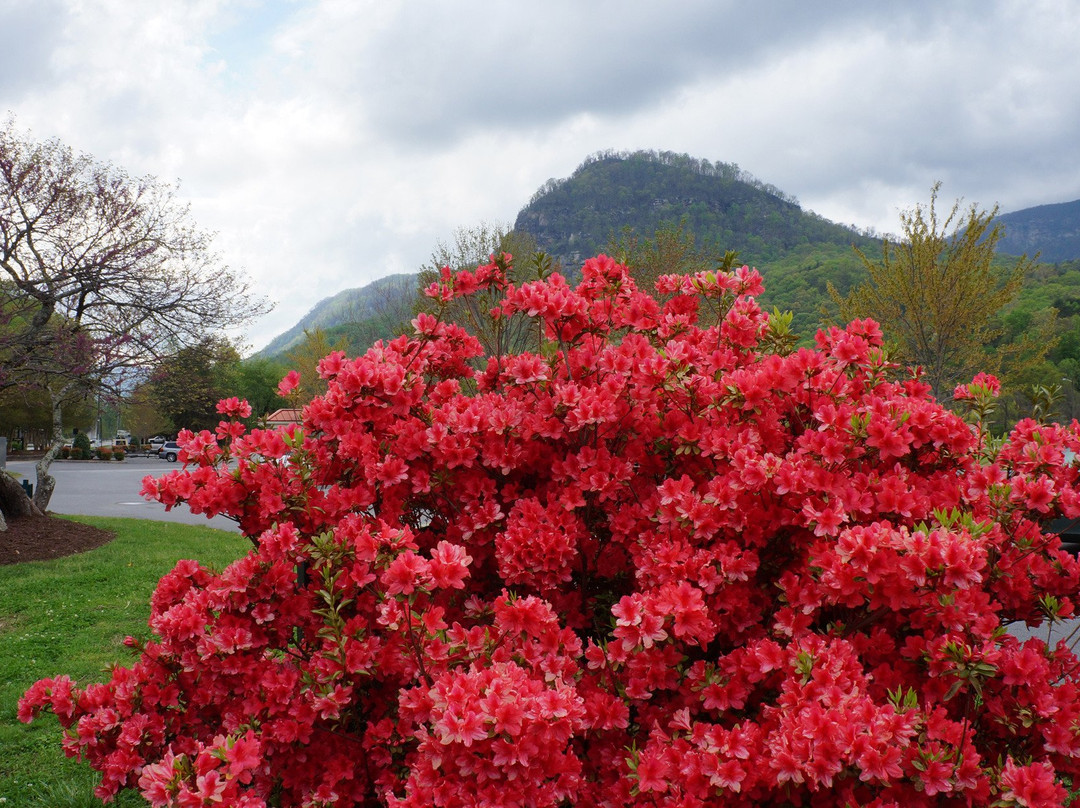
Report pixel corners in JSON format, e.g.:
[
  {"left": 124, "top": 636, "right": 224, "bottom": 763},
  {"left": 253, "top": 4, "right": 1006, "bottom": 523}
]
[{"left": 20, "top": 254, "right": 1080, "bottom": 807}]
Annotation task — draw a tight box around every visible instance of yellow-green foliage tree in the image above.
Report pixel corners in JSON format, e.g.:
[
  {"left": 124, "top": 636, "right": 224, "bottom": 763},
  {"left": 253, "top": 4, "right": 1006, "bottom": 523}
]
[
  {"left": 830, "top": 183, "right": 1049, "bottom": 398},
  {"left": 284, "top": 328, "right": 349, "bottom": 406}
]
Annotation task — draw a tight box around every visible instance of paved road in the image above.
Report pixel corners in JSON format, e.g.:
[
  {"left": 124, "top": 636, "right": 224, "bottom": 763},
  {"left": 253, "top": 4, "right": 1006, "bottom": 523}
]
[{"left": 5, "top": 456, "right": 239, "bottom": 532}]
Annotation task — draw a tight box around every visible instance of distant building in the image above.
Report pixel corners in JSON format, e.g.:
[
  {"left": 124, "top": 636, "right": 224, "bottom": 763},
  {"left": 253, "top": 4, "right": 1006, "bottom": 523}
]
[{"left": 265, "top": 408, "right": 303, "bottom": 428}]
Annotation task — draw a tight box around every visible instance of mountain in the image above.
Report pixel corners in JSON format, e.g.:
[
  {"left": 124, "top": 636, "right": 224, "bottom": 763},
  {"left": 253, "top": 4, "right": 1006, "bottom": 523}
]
[
  {"left": 255, "top": 273, "right": 418, "bottom": 358},
  {"left": 257, "top": 152, "right": 880, "bottom": 355},
  {"left": 255, "top": 151, "right": 1080, "bottom": 357},
  {"left": 996, "top": 199, "right": 1080, "bottom": 263},
  {"left": 514, "top": 150, "right": 878, "bottom": 266}
]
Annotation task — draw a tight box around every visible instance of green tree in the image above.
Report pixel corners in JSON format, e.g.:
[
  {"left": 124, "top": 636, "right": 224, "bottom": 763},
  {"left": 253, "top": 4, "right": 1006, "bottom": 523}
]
[
  {"left": 0, "top": 385, "right": 93, "bottom": 450},
  {"left": 71, "top": 430, "right": 92, "bottom": 460},
  {"left": 121, "top": 384, "right": 173, "bottom": 441},
  {"left": 232, "top": 355, "right": 289, "bottom": 423},
  {"left": 147, "top": 337, "right": 242, "bottom": 432},
  {"left": 829, "top": 183, "right": 1045, "bottom": 398}
]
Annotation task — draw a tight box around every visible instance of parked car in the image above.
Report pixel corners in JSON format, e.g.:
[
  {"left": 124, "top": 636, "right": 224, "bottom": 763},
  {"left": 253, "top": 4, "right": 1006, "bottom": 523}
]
[
  {"left": 148, "top": 436, "right": 166, "bottom": 451},
  {"left": 158, "top": 441, "right": 180, "bottom": 462}
]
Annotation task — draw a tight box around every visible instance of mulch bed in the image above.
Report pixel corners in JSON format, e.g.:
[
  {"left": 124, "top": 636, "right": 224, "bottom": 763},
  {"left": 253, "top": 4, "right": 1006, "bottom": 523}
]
[{"left": 0, "top": 515, "right": 115, "bottom": 565}]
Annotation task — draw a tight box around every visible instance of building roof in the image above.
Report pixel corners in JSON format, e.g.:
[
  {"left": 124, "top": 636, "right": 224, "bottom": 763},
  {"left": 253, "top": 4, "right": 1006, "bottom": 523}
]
[{"left": 265, "top": 408, "right": 303, "bottom": 425}]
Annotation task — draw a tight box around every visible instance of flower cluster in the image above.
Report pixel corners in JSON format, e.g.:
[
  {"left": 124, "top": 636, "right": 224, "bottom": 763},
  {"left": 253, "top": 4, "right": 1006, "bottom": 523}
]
[
  {"left": 21, "top": 253, "right": 1080, "bottom": 807},
  {"left": 954, "top": 372, "right": 1002, "bottom": 401}
]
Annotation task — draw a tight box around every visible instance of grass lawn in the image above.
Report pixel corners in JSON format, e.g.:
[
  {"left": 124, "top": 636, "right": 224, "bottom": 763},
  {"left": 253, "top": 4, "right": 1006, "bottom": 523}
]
[{"left": 0, "top": 516, "right": 250, "bottom": 807}]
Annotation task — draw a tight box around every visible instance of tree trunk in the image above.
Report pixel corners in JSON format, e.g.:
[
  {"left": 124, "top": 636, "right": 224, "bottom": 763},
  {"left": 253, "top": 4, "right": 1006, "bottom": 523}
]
[
  {"left": 33, "top": 454, "right": 58, "bottom": 512},
  {"left": 0, "top": 469, "right": 45, "bottom": 530},
  {"left": 33, "top": 387, "right": 70, "bottom": 513}
]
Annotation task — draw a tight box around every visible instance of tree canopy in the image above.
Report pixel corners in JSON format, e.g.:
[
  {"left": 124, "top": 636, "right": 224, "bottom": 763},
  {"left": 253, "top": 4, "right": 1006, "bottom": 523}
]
[
  {"left": 0, "top": 120, "right": 269, "bottom": 519},
  {"left": 283, "top": 327, "right": 350, "bottom": 407},
  {"left": 146, "top": 336, "right": 243, "bottom": 433},
  {"left": 606, "top": 218, "right": 739, "bottom": 294},
  {"left": 0, "top": 122, "right": 265, "bottom": 383}
]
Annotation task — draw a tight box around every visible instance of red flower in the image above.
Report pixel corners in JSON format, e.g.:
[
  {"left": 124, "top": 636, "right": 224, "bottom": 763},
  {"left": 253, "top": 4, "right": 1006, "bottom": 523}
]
[
  {"left": 277, "top": 369, "right": 300, "bottom": 397},
  {"left": 215, "top": 396, "right": 253, "bottom": 419},
  {"left": 382, "top": 551, "right": 431, "bottom": 596}
]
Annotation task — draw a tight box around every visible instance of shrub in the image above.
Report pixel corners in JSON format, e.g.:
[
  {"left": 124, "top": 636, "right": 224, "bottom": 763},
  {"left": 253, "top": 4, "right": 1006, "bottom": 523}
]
[
  {"left": 96, "top": 446, "right": 113, "bottom": 461},
  {"left": 72, "top": 433, "right": 91, "bottom": 460},
  {"left": 59, "top": 446, "right": 70, "bottom": 460},
  {"left": 21, "top": 256, "right": 1080, "bottom": 807},
  {"left": 113, "top": 449, "right": 125, "bottom": 461}
]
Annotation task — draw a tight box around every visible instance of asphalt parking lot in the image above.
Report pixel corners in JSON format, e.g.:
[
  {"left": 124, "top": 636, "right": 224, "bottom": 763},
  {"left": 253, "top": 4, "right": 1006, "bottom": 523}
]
[{"left": 4, "top": 455, "right": 238, "bottom": 531}]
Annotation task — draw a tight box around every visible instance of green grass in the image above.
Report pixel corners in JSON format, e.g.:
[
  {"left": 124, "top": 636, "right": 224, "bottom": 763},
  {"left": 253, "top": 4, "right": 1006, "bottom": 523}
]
[{"left": 0, "top": 516, "right": 250, "bottom": 806}]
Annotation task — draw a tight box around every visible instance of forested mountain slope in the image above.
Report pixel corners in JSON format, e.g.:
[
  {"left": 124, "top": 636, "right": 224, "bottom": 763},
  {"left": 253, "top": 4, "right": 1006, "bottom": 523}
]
[
  {"left": 257, "top": 152, "right": 1080, "bottom": 374},
  {"left": 255, "top": 274, "right": 417, "bottom": 357},
  {"left": 514, "top": 150, "right": 878, "bottom": 266}
]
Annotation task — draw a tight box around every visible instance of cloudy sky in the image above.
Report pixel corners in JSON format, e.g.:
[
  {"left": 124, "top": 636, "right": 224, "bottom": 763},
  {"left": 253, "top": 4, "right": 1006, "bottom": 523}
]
[{"left": 2, "top": 0, "right": 1078, "bottom": 352}]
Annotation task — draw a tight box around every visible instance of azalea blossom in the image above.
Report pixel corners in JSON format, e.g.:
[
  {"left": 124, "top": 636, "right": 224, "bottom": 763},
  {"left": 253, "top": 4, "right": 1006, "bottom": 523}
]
[{"left": 20, "top": 254, "right": 1080, "bottom": 807}]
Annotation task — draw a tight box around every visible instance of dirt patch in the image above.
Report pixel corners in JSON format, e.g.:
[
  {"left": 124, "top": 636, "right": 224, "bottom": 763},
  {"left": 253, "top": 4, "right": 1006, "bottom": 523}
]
[{"left": 0, "top": 515, "right": 115, "bottom": 565}]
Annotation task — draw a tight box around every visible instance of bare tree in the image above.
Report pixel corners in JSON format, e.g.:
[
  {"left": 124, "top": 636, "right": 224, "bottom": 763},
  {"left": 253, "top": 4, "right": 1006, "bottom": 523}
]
[
  {"left": 606, "top": 218, "right": 731, "bottom": 294},
  {"left": 415, "top": 223, "right": 558, "bottom": 359},
  {"left": 0, "top": 120, "right": 269, "bottom": 527}
]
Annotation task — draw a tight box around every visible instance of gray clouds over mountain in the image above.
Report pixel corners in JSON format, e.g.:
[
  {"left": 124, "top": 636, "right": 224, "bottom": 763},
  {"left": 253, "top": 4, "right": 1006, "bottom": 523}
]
[{"left": 2, "top": 0, "right": 1078, "bottom": 350}]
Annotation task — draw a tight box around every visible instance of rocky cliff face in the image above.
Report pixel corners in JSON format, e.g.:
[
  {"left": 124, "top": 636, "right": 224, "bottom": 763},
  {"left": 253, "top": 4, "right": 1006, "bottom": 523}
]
[{"left": 996, "top": 199, "right": 1080, "bottom": 262}]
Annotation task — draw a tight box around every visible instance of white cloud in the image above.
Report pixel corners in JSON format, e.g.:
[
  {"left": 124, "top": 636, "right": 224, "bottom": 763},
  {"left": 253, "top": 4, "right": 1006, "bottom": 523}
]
[{"left": 2, "top": 0, "right": 1079, "bottom": 350}]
